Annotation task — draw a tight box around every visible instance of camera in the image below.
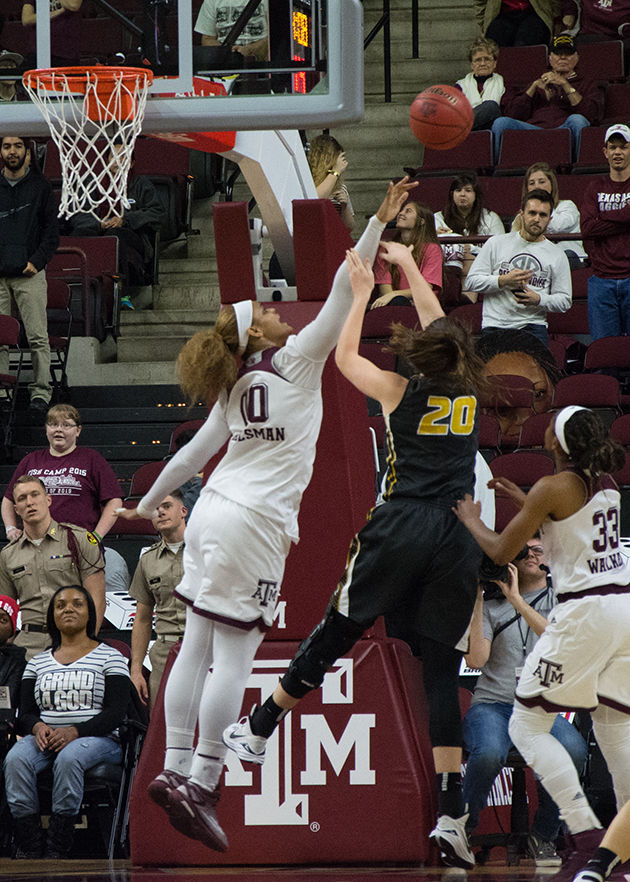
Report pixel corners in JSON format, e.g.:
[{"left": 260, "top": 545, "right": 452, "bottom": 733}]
[{"left": 479, "top": 546, "right": 529, "bottom": 600}]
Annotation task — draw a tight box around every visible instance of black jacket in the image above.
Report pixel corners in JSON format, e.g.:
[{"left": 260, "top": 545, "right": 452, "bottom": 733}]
[
  {"left": 0, "top": 642, "right": 27, "bottom": 710},
  {"left": 0, "top": 169, "right": 59, "bottom": 276}
]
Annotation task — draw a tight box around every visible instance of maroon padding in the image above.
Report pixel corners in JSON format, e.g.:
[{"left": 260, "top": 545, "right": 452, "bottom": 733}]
[
  {"left": 554, "top": 373, "right": 621, "bottom": 408},
  {"left": 418, "top": 131, "right": 493, "bottom": 177},
  {"left": 496, "top": 129, "right": 572, "bottom": 174},
  {"left": 212, "top": 202, "right": 256, "bottom": 303},
  {"left": 130, "top": 638, "right": 437, "bottom": 866},
  {"left": 293, "top": 199, "right": 354, "bottom": 302},
  {"left": 496, "top": 44, "right": 548, "bottom": 86},
  {"left": 584, "top": 336, "right": 630, "bottom": 371}
]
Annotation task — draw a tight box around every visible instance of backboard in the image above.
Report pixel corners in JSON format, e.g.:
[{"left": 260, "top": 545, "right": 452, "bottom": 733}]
[{"left": 0, "top": 0, "right": 363, "bottom": 135}]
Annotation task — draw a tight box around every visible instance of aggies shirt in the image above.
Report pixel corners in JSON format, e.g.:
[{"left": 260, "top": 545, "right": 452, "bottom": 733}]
[{"left": 581, "top": 175, "right": 630, "bottom": 278}]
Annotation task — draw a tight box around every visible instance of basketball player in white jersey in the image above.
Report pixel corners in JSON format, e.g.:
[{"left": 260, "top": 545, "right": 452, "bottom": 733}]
[
  {"left": 455, "top": 406, "right": 630, "bottom": 872},
  {"left": 116, "top": 176, "right": 415, "bottom": 852}
]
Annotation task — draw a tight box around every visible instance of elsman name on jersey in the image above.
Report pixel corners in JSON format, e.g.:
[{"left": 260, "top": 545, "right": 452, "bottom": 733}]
[
  {"left": 232, "top": 426, "right": 286, "bottom": 442},
  {"left": 586, "top": 551, "right": 626, "bottom": 574}
]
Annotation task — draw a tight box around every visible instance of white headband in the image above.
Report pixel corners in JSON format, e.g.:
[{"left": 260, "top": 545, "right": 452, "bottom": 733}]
[
  {"left": 232, "top": 300, "right": 254, "bottom": 355},
  {"left": 554, "top": 405, "right": 588, "bottom": 454}
]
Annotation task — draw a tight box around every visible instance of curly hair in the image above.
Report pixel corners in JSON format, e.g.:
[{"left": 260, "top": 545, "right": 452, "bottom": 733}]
[
  {"left": 307, "top": 134, "right": 345, "bottom": 188},
  {"left": 562, "top": 410, "right": 626, "bottom": 476},
  {"left": 176, "top": 306, "right": 254, "bottom": 405},
  {"left": 388, "top": 316, "right": 488, "bottom": 395}
]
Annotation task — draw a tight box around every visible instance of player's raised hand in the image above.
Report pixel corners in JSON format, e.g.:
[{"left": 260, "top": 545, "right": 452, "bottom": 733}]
[
  {"left": 345, "top": 248, "right": 374, "bottom": 303},
  {"left": 115, "top": 505, "right": 141, "bottom": 520},
  {"left": 379, "top": 240, "right": 415, "bottom": 266},
  {"left": 376, "top": 177, "right": 416, "bottom": 224}
]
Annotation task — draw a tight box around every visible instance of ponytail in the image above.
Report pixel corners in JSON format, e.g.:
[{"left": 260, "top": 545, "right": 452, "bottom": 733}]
[
  {"left": 563, "top": 410, "right": 626, "bottom": 476},
  {"left": 176, "top": 306, "right": 249, "bottom": 404}
]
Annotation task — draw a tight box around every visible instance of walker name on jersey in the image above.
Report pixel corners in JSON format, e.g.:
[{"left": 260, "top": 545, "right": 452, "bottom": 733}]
[
  {"left": 231, "top": 427, "right": 286, "bottom": 442},
  {"left": 586, "top": 551, "right": 626, "bottom": 574},
  {"left": 224, "top": 658, "right": 375, "bottom": 826},
  {"left": 598, "top": 191, "right": 630, "bottom": 212}
]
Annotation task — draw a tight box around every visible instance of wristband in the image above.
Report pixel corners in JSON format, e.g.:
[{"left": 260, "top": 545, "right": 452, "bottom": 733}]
[{"left": 92, "top": 530, "right": 102, "bottom": 542}]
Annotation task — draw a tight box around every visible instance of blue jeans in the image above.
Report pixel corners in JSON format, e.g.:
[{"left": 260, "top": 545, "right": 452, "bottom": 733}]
[
  {"left": 3, "top": 734, "right": 122, "bottom": 818},
  {"left": 587, "top": 275, "right": 630, "bottom": 340},
  {"left": 463, "top": 701, "right": 587, "bottom": 840},
  {"left": 491, "top": 115, "right": 590, "bottom": 163}
]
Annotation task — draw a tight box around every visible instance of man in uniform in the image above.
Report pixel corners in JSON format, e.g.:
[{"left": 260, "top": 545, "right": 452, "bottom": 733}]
[
  {"left": 129, "top": 490, "right": 187, "bottom": 711},
  {"left": 0, "top": 476, "right": 105, "bottom": 659}
]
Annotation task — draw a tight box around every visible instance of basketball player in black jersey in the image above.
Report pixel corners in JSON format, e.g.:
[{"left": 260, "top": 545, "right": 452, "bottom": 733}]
[{"left": 224, "top": 242, "right": 487, "bottom": 868}]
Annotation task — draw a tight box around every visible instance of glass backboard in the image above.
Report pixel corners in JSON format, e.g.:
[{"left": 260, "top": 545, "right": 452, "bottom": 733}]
[{"left": 0, "top": 0, "right": 363, "bottom": 135}]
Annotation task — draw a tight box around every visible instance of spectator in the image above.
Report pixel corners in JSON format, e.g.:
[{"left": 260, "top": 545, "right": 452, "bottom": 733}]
[
  {"left": 465, "top": 188, "right": 572, "bottom": 344},
  {"left": 194, "top": 0, "right": 268, "bottom": 61},
  {"left": 477, "top": 328, "right": 562, "bottom": 440},
  {"left": 173, "top": 428, "right": 203, "bottom": 519},
  {"left": 456, "top": 37, "right": 506, "bottom": 130},
  {"left": 561, "top": 1, "right": 630, "bottom": 71},
  {"left": 306, "top": 133, "right": 354, "bottom": 232},
  {"left": 474, "top": 0, "right": 559, "bottom": 47},
  {"left": 3, "top": 584, "right": 130, "bottom": 859},
  {"left": 580, "top": 123, "right": 630, "bottom": 339},
  {"left": 512, "top": 161, "right": 587, "bottom": 268},
  {"left": 435, "top": 173, "right": 505, "bottom": 287},
  {"left": 0, "top": 51, "right": 24, "bottom": 103},
  {"left": 464, "top": 541, "right": 587, "bottom": 866},
  {"left": 129, "top": 491, "right": 187, "bottom": 712},
  {"left": 0, "top": 476, "right": 105, "bottom": 659},
  {"left": 491, "top": 35, "right": 601, "bottom": 162},
  {"left": 21, "top": 0, "right": 83, "bottom": 67},
  {"left": 0, "top": 135, "right": 59, "bottom": 416},
  {"left": 103, "top": 548, "right": 130, "bottom": 595},
  {"left": 0, "top": 596, "right": 26, "bottom": 712},
  {"left": 2, "top": 404, "right": 123, "bottom": 545},
  {"left": 68, "top": 143, "right": 163, "bottom": 309},
  {"left": 371, "top": 202, "right": 442, "bottom": 307}
]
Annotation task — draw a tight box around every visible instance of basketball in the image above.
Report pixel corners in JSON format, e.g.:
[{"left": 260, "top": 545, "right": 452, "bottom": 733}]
[{"left": 409, "top": 85, "right": 473, "bottom": 150}]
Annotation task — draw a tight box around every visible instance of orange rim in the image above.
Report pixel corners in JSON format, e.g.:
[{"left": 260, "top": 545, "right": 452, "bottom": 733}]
[{"left": 23, "top": 66, "right": 154, "bottom": 95}]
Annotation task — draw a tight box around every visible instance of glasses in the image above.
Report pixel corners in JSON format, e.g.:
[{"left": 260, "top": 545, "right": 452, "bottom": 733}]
[
  {"left": 47, "top": 422, "right": 78, "bottom": 430},
  {"left": 471, "top": 55, "right": 494, "bottom": 63},
  {"left": 527, "top": 545, "right": 544, "bottom": 557}
]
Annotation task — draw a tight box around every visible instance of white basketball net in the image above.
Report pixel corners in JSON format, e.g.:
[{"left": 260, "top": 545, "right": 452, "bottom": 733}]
[{"left": 23, "top": 68, "right": 152, "bottom": 220}]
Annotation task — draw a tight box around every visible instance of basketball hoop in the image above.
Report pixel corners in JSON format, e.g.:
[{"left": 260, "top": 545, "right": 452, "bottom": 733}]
[{"left": 23, "top": 66, "right": 154, "bottom": 220}]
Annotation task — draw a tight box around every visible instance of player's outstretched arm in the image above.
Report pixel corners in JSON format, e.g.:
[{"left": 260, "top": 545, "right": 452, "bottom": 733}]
[
  {"left": 378, "top": 241, "right": 444, "bottom": 328},
  {"left": 295, "top": 178, "right": 417, "bottom": 362},
  {"left": 335, "top": 250, "right": 406, "bottom": 412}
]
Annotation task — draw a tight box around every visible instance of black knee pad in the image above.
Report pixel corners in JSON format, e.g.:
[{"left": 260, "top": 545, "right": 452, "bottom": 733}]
[{"left": 281, "top": 605, "right": 364, "bottom": 699}]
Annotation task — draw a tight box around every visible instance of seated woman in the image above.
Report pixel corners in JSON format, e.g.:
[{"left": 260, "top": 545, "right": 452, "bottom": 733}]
[
  {"left": 2, "top": 404, "right": 123, "bottom": 544},
  {"left": 455, "top": 37, "right": 505, "bottom": 131},
  {"left": 434, "top": 173, "right": 505, "bottom": 290},
  {"left": 3, "top": 585, "right": 130, "bottom": 859},
  {"left": 511, "top": 161, "right": 587, "bottom": 269},
  {"left": 371, "top": 201, "right": 442, "bottom": 307},
  {"left": 306, "top": 133, "right": 354, "bottom": 232}
]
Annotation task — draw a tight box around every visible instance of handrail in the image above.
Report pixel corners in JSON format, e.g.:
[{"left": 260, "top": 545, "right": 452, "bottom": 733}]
[{"left": 364, "top": 0, "right": 392, "bottom": 103}]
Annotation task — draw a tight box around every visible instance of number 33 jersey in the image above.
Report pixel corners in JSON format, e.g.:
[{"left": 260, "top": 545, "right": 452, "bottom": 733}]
[
  {"left": 541, "top": 475, "right": 630, "bottom": 597},
  {"left": 205, "top": 341, "right": 325, "bottom": 544},
  {"left": 382, "top": 374, "right": 479, "bottom": 505}
]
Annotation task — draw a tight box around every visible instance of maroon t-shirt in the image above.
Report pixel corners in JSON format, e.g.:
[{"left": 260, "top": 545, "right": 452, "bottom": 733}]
[
  {"left": 581, "top": 174, "right": 630, "bottom": 278},
  {"left": 5, "top": 447, "right": 122, "bottom": 531},
  {"left": 22, "top": 2, "right": 82, "bottom": 63},
  {"left": 562, "top": 0, "right": 630, "bottom": 37}
]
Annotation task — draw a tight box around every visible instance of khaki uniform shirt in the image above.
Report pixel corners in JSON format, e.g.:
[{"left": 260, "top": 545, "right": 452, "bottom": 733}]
[{"left": 128, "top": 538, "right": 186, "bottom": 638}]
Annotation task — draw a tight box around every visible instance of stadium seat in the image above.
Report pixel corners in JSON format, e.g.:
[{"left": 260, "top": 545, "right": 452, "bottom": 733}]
[
  {"left": 495, "top": 129, "right": 572, "bottom": 175},
  {"left": 496, "top": 45, "right": 548, "bottom": 86},
  {"left": 478, "top": 412, "right": 501, "bottom": 455},
  {"left": 490, "top": 451, "right": 555, "bottom": 528},
  {"left": 405, "top": 178, "right": 452, "bottom": 213},
  {"left": 576, "top": 40, "right": 624, "bottom": 83},
  {"left": 610, "top": 414, "right": 630, "bottom": 446},
  {"left": 516, "top": 411, "right": 554, "bottom": 450},
  {"left": 46, "top": 278, "right": 73, "bottom": 397},
  {"left": 408, "top": 131, "right": 493, "bottom": 178},
  {"left": 571, "top": 126, "right": 609, "bottom": 174},
  {"left": 59, "top": 236, "right": 121, "bottom": 338},
  {"left": 447, "top": 302, "right": 482, "bottom": 333},
  {"left": 359, "top": 342, "right": 396, "bottom": 372},
  {"left": 547, "top": 302, "right": 589, "bottom": 335},
  {"left": 0, "top": 316, "right": 23, "bottom": 455},
  {"left": 602, "top": 83, "right": 630, "bottom": 126},
  {"left": 361, "top": 305, "right": 419, "bottom": 339},
  {"left": 168, "top": 419, "right": 205, "bottom": 455},
  {"left": 476, "top": 176, "right": 524, "bottom": 225},
  {"left": 128, "top": 461, "right": 168, "bottom": 498},
  {"left": 553, "top": 373, "right": 622, "bottom": 425},
  {"left": 583, "top": 337, "right": 630, "bottom": 407}
]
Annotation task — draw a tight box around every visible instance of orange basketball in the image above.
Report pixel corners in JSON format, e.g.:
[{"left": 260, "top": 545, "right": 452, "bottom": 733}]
[{"left": 409, "top": 85, "right": 473, "bottom": 150}]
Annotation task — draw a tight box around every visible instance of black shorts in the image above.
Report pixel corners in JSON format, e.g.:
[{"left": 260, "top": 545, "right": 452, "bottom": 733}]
[{"left": 331, "top": 498, "right": 481, "bottom": 648}]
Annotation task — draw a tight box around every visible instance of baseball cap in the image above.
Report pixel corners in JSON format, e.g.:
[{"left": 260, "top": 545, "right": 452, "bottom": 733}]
[
  {"left": 550, "top": 35, "right": 576, "bottom": 54},
  {"left": 0, "top": 50, "right": 24, "bottom": 67},
  {"left": 605, "top": 124, "right": 630, "bottom": 143},
  {"left": 0, "top": 595, "right": 19, "bottom": 635}
]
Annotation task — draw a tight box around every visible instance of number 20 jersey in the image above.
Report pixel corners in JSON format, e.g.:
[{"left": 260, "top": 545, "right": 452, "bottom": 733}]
[
  {"left": 541, "top": 477, "right": 630, "bottom": 597},
  {"left": 382, "top": 374, "right": 479, "bottom": 505},
  {"left": 205, "top": 342, "right": 324, "bottom": 544}
]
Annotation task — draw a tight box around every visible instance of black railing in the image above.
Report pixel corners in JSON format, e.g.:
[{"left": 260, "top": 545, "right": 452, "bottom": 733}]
[{"left": 363, "top": 0, "right": 420, "bottom": 104}]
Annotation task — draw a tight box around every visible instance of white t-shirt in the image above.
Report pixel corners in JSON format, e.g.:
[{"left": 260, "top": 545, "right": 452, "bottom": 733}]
[
  {"left": 435, "top": 208, "right": 505, "bottom": 267},
  {"left": 194, "top": 0, "right": 268, "bottom": 45}
]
